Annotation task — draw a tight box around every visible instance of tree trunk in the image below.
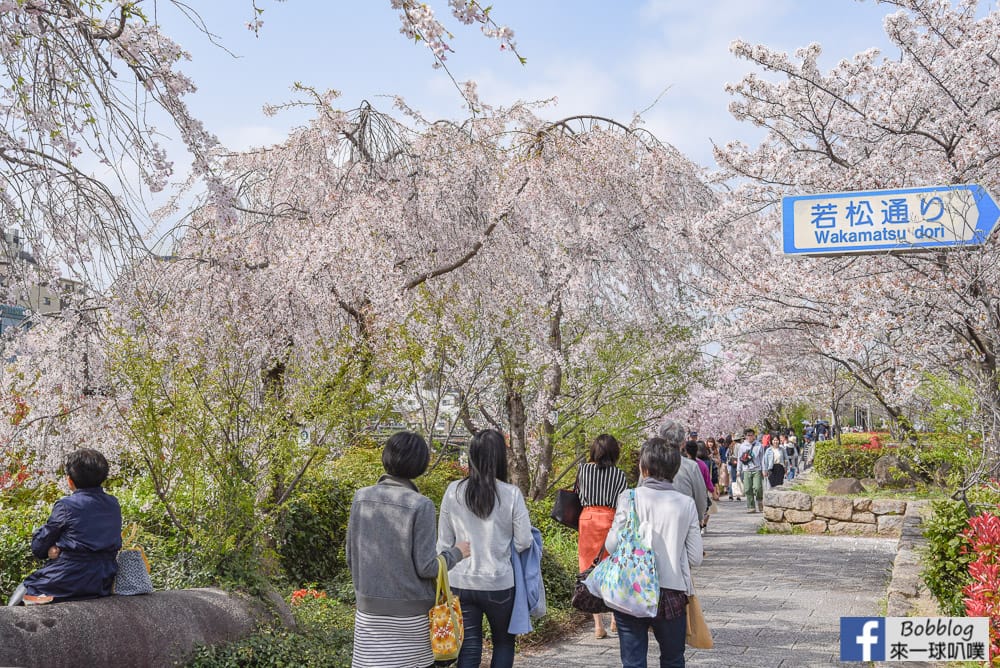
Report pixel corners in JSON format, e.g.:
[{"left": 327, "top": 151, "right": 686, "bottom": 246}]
[
  {"left": 504, "top": 380, "right": 531, "bottom": 495},
  {"left": 529, "top": 304, "right": 563, "bottom": 500}
]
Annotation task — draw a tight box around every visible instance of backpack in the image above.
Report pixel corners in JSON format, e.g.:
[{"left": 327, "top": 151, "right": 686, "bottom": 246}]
[{"left": 739, "top": 444, "right": 755, "bottom": 465}]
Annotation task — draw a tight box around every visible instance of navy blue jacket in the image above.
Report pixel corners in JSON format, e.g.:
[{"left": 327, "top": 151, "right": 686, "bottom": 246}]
[{"left": 23, "top": 487, "right": 122, "bottom": 601}]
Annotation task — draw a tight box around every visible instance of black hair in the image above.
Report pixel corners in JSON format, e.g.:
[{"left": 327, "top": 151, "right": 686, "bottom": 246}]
[
  {"left": 639, "top": 438, "right": 680, "bottom": 482},
  {"left": 463, "top": 429, "right": 508, "bottom": 519},
  {"left": 382, "top": 431, "right": 430, "bottom": 479},
  {"left": 697, "top": 442, "right": 711, "bottom": 460},
  {"left": 64, "top": 448, "right": 109, "bottom": 489},
  {"left": 684, "top": 439, "right": 699, "bottom": 459},
  {"left": 589, "top": 434, "right": 620, "bottom": 469}
]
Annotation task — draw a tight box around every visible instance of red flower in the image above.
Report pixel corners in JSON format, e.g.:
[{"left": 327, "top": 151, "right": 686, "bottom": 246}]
[
  {"left": 289, "top": 588, "right": 326, "bottom": 606},
  {"left": 961, "top": 511, "right": 1000, "bottom": 663}
]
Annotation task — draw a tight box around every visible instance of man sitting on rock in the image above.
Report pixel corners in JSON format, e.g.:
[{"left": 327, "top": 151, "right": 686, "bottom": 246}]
[{"left": 7, "top": 449, "right": 122, "bottom": 606}]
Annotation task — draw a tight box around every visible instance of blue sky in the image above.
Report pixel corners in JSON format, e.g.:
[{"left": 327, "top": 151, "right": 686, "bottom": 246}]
[{"left": 163, "top": 1, "right": 900, "bottom": 169}]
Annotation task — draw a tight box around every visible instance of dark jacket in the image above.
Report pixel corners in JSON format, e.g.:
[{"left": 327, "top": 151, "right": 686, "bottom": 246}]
[
  {"left": 24, "top": 487, "right": 122, "bottom": 601},
  {"left": 346, "top": 475, "right": 463, "bottom": 616}
]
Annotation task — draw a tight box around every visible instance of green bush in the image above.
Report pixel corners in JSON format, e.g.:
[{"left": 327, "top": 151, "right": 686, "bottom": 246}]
[
  {"left": 0, "top": 499, "right": 50, "bottom": 595},
  {"left": 267, "top": 444, "right": 468, "bottom": 593},
  {"left": 812, "top": 434, "right": 888, "bottom": 479},
  {"left": 185, "top": 625, "right": 353, "bottom": 668},
  {"left": 187, "top": 585, "right": 355, "bottom": 667},
  {"left": 273, "top": 475, "right": 354, "bottom": 589},
  {"left": 112, "top": 480, "right": 217, "bottom": 591},
  {"left": 921, "top": 499, "right": 974, "bottom": 616},
  {"left": 903, "top": 433, "right": 974, "bottom": 488},
  {"left": 0, "top": 481, "right": 63, "bottom": 596},
  {"left": 813, "top": 432, "right": 972, "bottom": 485}
]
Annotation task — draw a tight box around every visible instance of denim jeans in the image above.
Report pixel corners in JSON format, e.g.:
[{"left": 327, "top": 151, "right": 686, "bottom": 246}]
[
  {"left": 614, "top": 609, "right": 687, "bottom": 668},
  {"left": 451, "top": 586, "right": 516, "bottom": 668}
]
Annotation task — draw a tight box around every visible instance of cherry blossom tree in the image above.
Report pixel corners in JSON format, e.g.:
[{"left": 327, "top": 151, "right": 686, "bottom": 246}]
[{"left": 703, "top": 0, "right": 1000, "bottom": 464}]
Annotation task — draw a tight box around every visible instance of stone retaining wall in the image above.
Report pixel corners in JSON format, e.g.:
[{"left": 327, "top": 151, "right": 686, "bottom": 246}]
[{"left": 763, "top": 489, "right": 908, "bottom": 537}]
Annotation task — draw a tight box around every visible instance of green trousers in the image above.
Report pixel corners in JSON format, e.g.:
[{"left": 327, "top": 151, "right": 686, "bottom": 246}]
[{"left": 743, "top": 470, "right": 763, "bottom": 509}]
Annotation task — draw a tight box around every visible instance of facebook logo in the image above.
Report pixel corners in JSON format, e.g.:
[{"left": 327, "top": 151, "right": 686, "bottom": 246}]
[{"left": 841, "top": 617, "right": 885, "bottom": 661}]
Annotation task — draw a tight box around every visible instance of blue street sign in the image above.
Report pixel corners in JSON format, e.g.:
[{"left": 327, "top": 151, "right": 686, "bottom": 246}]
[{"left": 783, "top": 185, "right": 1000, "bottom": 255}]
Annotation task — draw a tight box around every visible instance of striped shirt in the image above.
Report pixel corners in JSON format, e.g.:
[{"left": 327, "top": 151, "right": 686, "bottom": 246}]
[
  {"left": 576, "top": 463, "right": 628, "bottom": 508},
  {"left": 352, "top": 610, "right": 434, "bottom": 668}
]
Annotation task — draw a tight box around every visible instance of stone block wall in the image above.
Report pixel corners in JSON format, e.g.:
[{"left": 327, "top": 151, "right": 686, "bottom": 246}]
[{"left": 763, "top": 489, "right": 907, "bottom": 537}]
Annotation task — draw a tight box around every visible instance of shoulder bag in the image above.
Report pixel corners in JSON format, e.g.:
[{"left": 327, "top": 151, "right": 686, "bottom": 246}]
[
  {"left": 686, "top": 580, "right": 713, "bottom": 649},
  {"left": 571, "top": 551, "right": 610, "bottom": 613},
  {"left": 550, "top": 476, "right": 583, "bottom": 530},
  {"left": 113, "top": 523, "right": 153, "bottom": 596},
  {"left": 429, "top": 555, "right": 464, "bottom": 661}
]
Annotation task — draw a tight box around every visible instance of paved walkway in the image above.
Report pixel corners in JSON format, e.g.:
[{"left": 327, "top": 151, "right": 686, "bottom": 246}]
[{"left": 517, "top": 497, "right": 898, "bottom": 667}]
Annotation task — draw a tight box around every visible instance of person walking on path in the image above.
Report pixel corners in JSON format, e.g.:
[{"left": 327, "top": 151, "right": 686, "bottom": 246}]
[
  {"left": 736, "top": 428, "right": 764, "bottom": 513},
  {"left": 763, "top": 436, "right": 787, "bottom": 489},
  {"left": 606, "top": 437, "right": 702, "bottom": 668},
  {"left": 710, "top": 438, "right": 730, "bottom": 501},
  {"left": 780, "top": 433, "right": 798, "bottom": 480},
  {"left": 723, "top": 435, "right": 740, "bottom": 501},
  {"left": 346, "top": 431, "right": 471, "bottom": 668},
  {"left": 576, "top": 434, "right": 628, "bottom": 639},
  {"left": 437, "top": 429, "right": 533, "bottom": 668},
  {"left": 513, "top": 492, "right": 898, "bottom": 668},
  {"left": 658, "top": 421, "right": 708, "bottom": 525},
  {"left": 685, "top": 440, "right": 715, "bottom": 532}
]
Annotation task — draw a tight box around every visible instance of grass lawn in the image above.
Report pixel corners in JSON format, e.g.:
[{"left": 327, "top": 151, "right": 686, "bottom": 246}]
[{"left": 786, "top": 471, "right": 951, "bottom": 501}]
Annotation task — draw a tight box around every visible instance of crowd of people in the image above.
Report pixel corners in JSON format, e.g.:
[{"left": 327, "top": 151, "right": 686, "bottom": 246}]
[
  {"left": 348, "top": 419, "right": 818, "bottom": 667},
  {"left": 7, "top": 422, "right": 818, "bottom": 667}
]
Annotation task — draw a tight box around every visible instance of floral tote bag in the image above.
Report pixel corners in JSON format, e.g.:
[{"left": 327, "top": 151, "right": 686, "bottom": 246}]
[{"left": 584, "top": 489, "right": 659, "bottom": 617}]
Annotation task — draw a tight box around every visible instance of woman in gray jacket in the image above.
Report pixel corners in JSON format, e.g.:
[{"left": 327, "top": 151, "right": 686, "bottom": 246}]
[{"left": 346, "top": 431, "right": 470, "bottom": 668}]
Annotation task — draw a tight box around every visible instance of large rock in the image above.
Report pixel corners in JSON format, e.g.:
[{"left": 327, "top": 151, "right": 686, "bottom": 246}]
[
  {"left": 784, "top": 509, "right": 815, "bottom": 524},
  {"left": 873, "top": 454, "right": 927, "bottom": 489},
  {"left": 764, "top": 521, "right": 792, "bottom": 533},
  {"left": 877, "top": 514, "right": 906, "bottom": 535},
  {"left": 851, "top": 511, "right": 877, "bottom": 524},
  {"left": 828, "top": 521, "right": 877, "bottom": 537},
  {"left": 812, "top": 495, "right": 855, "bottom": 521},
  {"left": 827, "top": 478, "right": 866, "bottom": 495},
  {"left": 871, "top": 499, "right": 907, "bottom": 516},
  {"left": 852, "top": 498, "right": 872, "bottom": 512},
  {"left": 763, "top": 506, "right": 784, "bottom": 522},
  {"left": 0, "top": 588, "right": 273, "bottom": 668},
  {"left": 801, "top": 519, "right": 828, "bottom": 534},
  {"left": 764, "top": 489, "right": 812, "bottom": 511}
]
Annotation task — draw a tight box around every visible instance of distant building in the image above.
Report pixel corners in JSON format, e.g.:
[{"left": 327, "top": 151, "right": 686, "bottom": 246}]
[{"left": 0, "top": 229, "right": 85, "bottom": 334}]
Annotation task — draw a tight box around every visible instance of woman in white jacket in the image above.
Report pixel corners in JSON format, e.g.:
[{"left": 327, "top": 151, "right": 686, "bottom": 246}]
[
  {"left": 437, "top": 429, "right": 533, "bottom": 668},
  {"left": 605, "top": 437, "right": 703, "bottom": 668}
]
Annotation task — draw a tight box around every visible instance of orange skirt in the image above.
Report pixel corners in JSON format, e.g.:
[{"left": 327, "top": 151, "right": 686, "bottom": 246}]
[{"left": 578, "top": 505, "right": 616, "bottom": 571}]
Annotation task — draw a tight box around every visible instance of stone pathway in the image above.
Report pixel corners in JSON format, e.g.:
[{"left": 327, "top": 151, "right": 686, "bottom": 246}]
[{"left": 516, "top": 497, "right": 898, "bottom": 667}]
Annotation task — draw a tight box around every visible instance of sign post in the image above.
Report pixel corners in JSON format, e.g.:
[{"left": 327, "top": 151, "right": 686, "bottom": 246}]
[{"left": 783, "top": 185, "right": 1000, "bottom": 256}]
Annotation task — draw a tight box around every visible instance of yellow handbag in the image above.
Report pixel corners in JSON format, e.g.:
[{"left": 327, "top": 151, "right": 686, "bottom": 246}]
[{"left": 428, "top": 555, "right": 464, "bottom": 661}]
